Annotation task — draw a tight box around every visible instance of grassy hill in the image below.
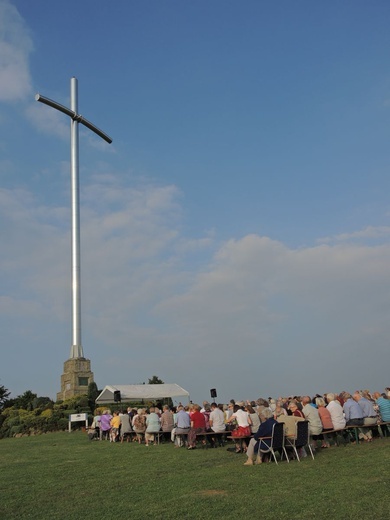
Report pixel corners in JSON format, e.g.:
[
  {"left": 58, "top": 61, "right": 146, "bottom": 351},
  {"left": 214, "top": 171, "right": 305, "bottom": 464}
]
[{"left": 0, "top": 432, "right": 389, "bottom": 519}]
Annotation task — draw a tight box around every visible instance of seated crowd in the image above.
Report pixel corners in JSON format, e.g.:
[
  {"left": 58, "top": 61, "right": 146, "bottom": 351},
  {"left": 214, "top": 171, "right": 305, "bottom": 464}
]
[{"left": 89, "top": 388, "right": 390, "bottom": 463}]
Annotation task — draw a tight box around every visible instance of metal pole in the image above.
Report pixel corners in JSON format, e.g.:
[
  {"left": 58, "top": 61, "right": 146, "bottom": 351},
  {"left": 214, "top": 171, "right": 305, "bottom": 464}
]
[
  {"left": 35, "top": 77, "right": 112, "bottom": 359},
  {"left": 70, "top": 78, "right": 82, "bottom": 358}
]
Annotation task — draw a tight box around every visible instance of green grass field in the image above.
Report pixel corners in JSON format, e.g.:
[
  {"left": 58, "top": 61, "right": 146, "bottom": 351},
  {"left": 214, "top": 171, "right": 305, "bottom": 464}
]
[{"left": 0, "top": 432, "right": 389, "bottom": 520}]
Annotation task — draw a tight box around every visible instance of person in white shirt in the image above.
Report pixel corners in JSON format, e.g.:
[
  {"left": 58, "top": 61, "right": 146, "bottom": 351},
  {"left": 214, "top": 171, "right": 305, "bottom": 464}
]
[
  {"left": 326, "top": 393, "right": 346, "bottom": 430},
  {"left": 210, "top": 403, "right": 226, "bottom": 432},
  {"left": 227, "top": 404, "right": 252, "bottom": 453},
  {"left": 208, "top": 402, "right": 226, "bottom": 447}
]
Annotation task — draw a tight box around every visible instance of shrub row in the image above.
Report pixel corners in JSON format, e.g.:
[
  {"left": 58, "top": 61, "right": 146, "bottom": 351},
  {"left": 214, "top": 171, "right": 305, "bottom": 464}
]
[{"left": 0, "top": 395, "right": 93, "bottom": 438}]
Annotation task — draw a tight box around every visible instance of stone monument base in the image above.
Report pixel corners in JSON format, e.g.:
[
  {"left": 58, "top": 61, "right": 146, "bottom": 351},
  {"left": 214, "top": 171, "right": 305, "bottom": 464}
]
[{"left": 57, "top": 358, "right": 94, "bottom": 401}]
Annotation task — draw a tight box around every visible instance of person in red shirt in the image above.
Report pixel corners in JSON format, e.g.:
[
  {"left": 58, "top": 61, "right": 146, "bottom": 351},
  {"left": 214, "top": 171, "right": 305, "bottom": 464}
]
[{"left": 187, "top": 404, "right": 206, "bottom": 449}]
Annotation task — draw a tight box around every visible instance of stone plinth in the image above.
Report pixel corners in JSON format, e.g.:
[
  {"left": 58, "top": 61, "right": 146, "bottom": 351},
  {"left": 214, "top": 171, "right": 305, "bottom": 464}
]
[{"left": 57, "top": 358, "right": 94, "bottom": 401}]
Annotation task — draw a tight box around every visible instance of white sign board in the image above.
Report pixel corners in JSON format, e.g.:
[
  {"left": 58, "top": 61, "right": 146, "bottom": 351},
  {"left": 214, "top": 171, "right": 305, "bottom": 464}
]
[{"left": 68, "top": 413, "right": 88, "bottom": 432}]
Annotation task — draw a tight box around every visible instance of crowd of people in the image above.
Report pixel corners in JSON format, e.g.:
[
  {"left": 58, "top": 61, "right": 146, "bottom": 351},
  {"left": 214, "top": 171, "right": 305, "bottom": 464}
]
[{"left": 89, "top": 388, "right": 390, "bottom": 463}]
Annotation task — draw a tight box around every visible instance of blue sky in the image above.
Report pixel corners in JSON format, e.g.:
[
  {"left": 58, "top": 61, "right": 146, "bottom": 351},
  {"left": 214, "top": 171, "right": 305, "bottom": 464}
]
[{"left": 1, "top": 0, "right": 390, "bottom": 403}]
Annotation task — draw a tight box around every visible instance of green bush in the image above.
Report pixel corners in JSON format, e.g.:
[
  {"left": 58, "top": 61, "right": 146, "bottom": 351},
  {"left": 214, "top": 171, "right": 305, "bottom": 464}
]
[
  {"left": 6, "top": 416, "right": 21, "bottom": 428},
  {"left": 57, "top": 418, "right": 69, "bottom": 430},
  {"left": 0, "top": 392, "right": 92, "bottom": 437},
  {"left": 10, "top": 425, "right": 24, "bottom": 436}
]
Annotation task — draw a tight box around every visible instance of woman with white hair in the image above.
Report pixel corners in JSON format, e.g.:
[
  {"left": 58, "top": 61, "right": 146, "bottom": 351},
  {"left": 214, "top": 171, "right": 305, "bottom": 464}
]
[
  {"left": 273, "top": 400, "right": 287, "bottom": 419},
  {"left": 99, "top": 409, "right": 112, "bottom": 441},
  {"left": 326, "top": 393, "right": 346, "bottom": 431},
  {"left": 145, "top": 407, "right": 161, "bottom": 446},
  {"left": 244, "top": 409, "right": 277, "bottom": 466}
]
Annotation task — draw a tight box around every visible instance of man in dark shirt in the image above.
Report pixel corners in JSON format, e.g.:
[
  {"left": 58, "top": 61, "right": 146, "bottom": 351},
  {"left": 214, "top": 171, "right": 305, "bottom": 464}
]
[{"left": 244, "top": 409, "right": 277, "bottom": 466}]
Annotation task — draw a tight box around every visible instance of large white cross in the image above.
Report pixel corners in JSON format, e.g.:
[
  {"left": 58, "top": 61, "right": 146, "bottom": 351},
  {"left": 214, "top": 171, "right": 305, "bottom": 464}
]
[{"left": 36, "top": 77, "right": 112, "bottom": 359}]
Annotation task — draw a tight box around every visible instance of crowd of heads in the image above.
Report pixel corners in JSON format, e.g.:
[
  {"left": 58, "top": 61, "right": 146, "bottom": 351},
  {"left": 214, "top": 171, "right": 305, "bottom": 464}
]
[{"left": 89, "top": 386, "right": 390, "bottom": 445}]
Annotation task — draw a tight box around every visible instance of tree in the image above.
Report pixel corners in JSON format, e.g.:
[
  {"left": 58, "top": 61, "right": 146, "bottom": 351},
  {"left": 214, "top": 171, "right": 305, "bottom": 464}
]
[
  {"left": 87, "top": 382, "right": 100, "bottom": 413},
  {"left": 148, "top": 375, "right": 164, "bottom": 384},
  {"left": 32, "top": 397, "right": 53, "bottom": 410},
  {"left": 148, "top": 376, "right": 169, "bottom": 406},
  {"left": 14, "top": 391, "right": 37, "bottom": 411},
  {"left": 0, "top": 384, "right": 10, "bottom": 411}
]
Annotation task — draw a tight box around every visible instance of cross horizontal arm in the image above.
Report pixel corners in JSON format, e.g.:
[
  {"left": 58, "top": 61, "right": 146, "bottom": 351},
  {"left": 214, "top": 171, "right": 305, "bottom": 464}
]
[
  {"left": 76, "top": 114, "right": 113, "bottom": 144},
  {"left": 35, "top": 93, "right": 113, "bottom": 144}
]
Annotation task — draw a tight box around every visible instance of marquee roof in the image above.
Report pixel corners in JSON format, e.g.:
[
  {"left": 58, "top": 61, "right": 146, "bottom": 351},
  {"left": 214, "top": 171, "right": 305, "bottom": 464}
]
[{"left": 95, "top": 384, "right": 190, "bottom": 404}]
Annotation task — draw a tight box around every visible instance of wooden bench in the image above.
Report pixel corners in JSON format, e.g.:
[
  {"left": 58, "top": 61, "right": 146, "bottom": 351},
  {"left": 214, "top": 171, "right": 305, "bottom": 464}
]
[
  {"left": 195, "top": 431, "right": 226, "bottom": 447},
  {"left": 322, "top": 422, "right": 390, "bottom": 445},
  {"left": 125, "top": 430, "right": 164, "bottom": 444},
  {"left": 226, "top": 434, "right": 252, "bottom": 453},
  {"left": 146, "top": 431, "right": 164, "bottom": 445},
  {"left": 175, "top": 432, "right": 188, "bottom": 447},
  {"left": 377, "top": 421, "right": 390, "bottom": 437},
  {"left": 344, "top": 422, "right": 390, "bottom": 444}
]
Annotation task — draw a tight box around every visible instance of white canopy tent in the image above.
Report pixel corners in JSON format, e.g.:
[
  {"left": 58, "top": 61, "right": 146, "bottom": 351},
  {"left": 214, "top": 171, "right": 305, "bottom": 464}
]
[{"left": 95, "top": 384, "right": 190, "bottom": 405}]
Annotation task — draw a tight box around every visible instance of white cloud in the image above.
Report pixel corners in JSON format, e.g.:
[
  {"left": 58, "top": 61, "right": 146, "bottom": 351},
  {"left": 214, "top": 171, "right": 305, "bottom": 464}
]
[
  {"left": 2, "top": 178, "right": 390, "bottom": 401},
  {"left": 154, "top": 234, "right": 390, "bottom": 398},
  {"left": 0, "top": 0, "right": 33, "bottom": 101},
  {"left": 174, "top": 235, "right": 214, "bottom": 254},
  {"left": 25, "top": 102, "right": 69, "bottom": 140},
  {"left": 82, "top": 127, "right": 116, "bottom": 153},
  {"left": 317, "top": 225, "right": 390, "bottom": 244}
]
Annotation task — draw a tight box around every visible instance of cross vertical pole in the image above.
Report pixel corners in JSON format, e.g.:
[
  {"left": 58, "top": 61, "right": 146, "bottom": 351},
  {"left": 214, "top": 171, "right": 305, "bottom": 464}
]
[
  {"left": 70, "top": 77, "right": 82, "bottom": 358},
  {"left": 35, "top": 77, "right": 112, "bottom": 360}
]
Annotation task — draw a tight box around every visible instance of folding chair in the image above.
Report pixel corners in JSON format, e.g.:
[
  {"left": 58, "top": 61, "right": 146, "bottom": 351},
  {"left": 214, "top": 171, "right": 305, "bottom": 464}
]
[
  {"left": 258, "top": 422, "right": 289, "bottom": 464},
  {"left": 286, "top": 420, "right": 314, "bottom": 461}
]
